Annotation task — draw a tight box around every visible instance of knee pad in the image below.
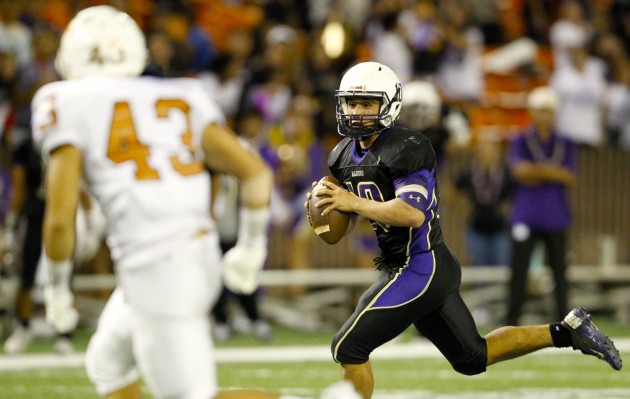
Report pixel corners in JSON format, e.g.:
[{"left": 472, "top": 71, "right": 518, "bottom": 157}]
[
  {"left": 450, "top": 343, "right": 487, "bottom": 376},
  {"left": 133, "top": 315, "right": 216, "bottom": 399},
  {"left": 85, "top": 289, "right": 139, "bottom": 396},
  {"left": 451, "top": 358, "right": 487, "bottom": 376},
  {"left": 331, "top": 332, "right": 370, "bottom": 365}
]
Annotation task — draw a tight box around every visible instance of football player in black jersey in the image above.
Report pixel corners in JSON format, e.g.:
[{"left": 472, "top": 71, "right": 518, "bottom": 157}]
[{"left": 307, "top": 62, "right": 622, "bottom": 398}]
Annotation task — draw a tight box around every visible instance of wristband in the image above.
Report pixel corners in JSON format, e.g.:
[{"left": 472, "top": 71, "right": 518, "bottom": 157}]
[
  {"left": 237, "top": 207, "right": 270, "bottom": 247},
  {"left": 45, "top": 257, "right": 73, "bottom": 289}
]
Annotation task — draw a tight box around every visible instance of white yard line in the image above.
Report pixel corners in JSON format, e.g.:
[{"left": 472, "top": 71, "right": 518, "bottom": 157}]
[
  {"left": 371, "top": 390, "right": 630, "bottom": 399},
  {"left": 1, "top": 338, "right": 629, "bottom": 371}
]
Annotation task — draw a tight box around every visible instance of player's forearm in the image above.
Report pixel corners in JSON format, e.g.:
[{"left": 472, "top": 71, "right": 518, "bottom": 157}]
[
  {"left": 353, "top": 197, "right": 425, "bottom": 228},
  {"left": 43, "top": 145, "right": 81, "bottom": 261},
  {"left": 239, "top": 166, "right": 273, "bottom": 209},
  {"left": 235, "top": 166, "right": 272, "bottom": 247},
  {"left": 43, "top": 216, "right": 76, "bottom": 261}
]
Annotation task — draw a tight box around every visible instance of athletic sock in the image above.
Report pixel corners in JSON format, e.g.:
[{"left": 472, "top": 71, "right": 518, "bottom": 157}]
[{"left": 549, "top": 322, "right": 572, "bottom": 348}]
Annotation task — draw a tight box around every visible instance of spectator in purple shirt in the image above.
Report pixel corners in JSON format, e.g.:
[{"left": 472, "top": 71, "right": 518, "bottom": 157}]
[{"left": 506, "top": 86, "right": 577, "bottom": 325}]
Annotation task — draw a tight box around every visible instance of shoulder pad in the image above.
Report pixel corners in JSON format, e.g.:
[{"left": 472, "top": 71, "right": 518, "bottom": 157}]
[
  {"left": 382, "top": 127, "right": 435, "bottom": 177},
  {"left": 328, "top": 137, "right": 353, "bottom": 169}
]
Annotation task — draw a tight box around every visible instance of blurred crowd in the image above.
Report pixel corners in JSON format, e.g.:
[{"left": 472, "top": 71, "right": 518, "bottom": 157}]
[
  {"left": 0, "top": 0, "right": 629, "bottom": 219},
  {"left": 0, "top": 0, "right": 629, "bottom": 289},
  {"left": 0, "top": 0, "right": 628, "bottom": 207}
]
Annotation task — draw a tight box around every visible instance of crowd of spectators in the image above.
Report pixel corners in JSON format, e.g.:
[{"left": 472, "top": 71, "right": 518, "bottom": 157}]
[
  {"left": 1, "top": 0, "right": 630, "bottom": 269},
  {"left": 0, "top": 0, "right": 627, "bottom": 346}
]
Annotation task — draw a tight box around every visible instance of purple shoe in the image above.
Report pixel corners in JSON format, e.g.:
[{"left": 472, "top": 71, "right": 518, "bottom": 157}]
[{"left": 561, "top": 307, "right": 622, "bottom": 370}]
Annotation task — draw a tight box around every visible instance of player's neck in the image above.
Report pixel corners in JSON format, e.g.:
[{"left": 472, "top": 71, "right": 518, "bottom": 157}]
[{"left": 359, "top": 133, "right": 381, "bottom": 149}]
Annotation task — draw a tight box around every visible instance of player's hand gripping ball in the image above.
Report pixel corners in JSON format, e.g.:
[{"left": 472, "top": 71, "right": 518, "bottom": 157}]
[{"left": 307, "top": 176, "right": 351, "bottom": 245}]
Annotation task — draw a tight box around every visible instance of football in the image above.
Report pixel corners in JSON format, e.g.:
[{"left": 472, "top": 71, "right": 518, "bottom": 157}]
[{"left": 307, "top": 176, "right": 351, "bottom": 245}]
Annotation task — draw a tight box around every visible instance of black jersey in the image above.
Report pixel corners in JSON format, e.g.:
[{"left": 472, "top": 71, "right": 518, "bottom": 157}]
[{"left": 328, "top": 126, "right": 444, "bottom": 269}]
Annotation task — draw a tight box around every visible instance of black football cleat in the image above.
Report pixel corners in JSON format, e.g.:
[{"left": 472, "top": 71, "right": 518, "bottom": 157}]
[{"left": 561, "top": 307, "right": 623, "bottom": 370}]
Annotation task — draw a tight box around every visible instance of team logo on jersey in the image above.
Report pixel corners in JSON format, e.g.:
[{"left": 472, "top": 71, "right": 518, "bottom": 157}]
[{"left": 407, "top": 135, "right": 421, "bottom": 144}]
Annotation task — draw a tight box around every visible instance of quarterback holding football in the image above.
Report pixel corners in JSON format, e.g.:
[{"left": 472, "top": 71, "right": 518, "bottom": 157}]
[{"left": 306, "top": 61, "right": 622, "bottom": 399}]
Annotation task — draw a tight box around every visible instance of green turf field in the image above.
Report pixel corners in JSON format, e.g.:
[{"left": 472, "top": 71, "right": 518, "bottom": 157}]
[{"left": 0, "top": 320, "right": 628, "bottom": 398}]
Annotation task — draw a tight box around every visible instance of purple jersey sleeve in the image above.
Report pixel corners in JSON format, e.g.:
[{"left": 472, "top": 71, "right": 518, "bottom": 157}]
[{"left": 393, "top": 169, "right": 436, "bottom": 211}]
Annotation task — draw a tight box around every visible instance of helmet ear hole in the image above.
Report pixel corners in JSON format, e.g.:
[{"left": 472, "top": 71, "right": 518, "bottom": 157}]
[
  {"left": 382, "top": 101, "right": 401, "bottom": 128},
  {"left": 391, "top": 101, "right": 401, "bottom": 115}
]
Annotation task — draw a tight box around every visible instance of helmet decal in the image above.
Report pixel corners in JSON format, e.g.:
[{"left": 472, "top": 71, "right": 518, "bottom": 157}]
[{"left": 55, "top": 6, "right": 148, "bottom": 80}]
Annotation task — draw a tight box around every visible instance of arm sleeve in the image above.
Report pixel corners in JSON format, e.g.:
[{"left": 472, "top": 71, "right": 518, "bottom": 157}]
[
  {"left": 507, "top": 135, "right": 529, "bottom": 168},
  {"left": 563, "top": 138, "right": 577, "bottom": 172},
  {"left": 389, "top": 132, "right": 437, "bottom": 211},
  {"left": 187, "top": 81, "right": 226, "bottom": 160},
  {"left": 393, "top": 169, "right": 435, "bottom": 211},
  {"left": 31, "top": 83, "right": 84, "bottom": 159}
]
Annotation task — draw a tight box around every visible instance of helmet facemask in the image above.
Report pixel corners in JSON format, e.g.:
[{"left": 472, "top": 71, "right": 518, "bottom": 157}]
[
  {"left": 335, "top": 62, "right": 402, "bottom": 141},
  {"left": 335, "top": 86, "right": 401, "bottom": 140}
]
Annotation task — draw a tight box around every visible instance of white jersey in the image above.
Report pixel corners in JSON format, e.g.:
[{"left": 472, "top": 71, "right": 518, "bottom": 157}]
[{"left": 32, "top": 76, "right": 222, "bottom": 264}]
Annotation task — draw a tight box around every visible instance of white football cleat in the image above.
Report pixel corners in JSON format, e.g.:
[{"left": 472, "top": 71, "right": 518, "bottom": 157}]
[
  {"left": 320, "top": 381, "right": 361, "bottom": 399},
  {"left": 4, "top": 324, "right": 33, "bottom": 354},
  {"left": 54, "top": 337, "right": 75, "bottom": 355},
  {"left": 213, "top": 323, "right": 232, "bottom": 342},
  {"left": 252, "top": 320, "right": 272, "bottom": 341}
]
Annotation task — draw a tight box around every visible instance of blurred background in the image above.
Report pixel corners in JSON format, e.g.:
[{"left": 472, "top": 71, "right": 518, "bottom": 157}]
[
  {"left": 0, "top": 0, "right": 629, "bottom": 350},
  {"left": 0, "top": 1, "right": 629, "bottom": 397}
]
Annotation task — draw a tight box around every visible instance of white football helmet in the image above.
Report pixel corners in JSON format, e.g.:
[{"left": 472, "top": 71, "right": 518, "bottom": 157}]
[
  {"left": 336, "top": 62, "right": 402, "bottom": 140},
  {"left": 527, "top": 86, "right": 559, "bottom": 111},
  {"left": 399, "top": 80, "right": 442, "bottom": 131},
  {"left": 55, "top": 6, "right": 148, "bottom": 80}
]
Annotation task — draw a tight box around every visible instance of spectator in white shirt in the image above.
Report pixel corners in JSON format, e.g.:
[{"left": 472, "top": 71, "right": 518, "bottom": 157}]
[
  {"left": 549, "top": 0, "right": 593, "bottom": 70},
  {"left": 371, "top": 10, "right": 413, "bottom": 85},
  {"left": 550, "top": 45, "right": 607, "bottom": 147},
  {"left": 435, "top": 4, "right": 484, "bottom": 103}
]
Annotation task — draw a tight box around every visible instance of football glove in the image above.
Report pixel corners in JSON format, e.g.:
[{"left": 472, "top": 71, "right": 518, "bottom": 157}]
[
  {"left": 44, "top": 285, "right": 80, "bottom": 333},
  {"left": 43, "top": 258, "right": 79, "bottom": 333},
  {"left": 222, "top": 207, "right": 270, "bottom": 294},
  {"left": 222, "top": 243, "right": 266, "bottom": 295}
]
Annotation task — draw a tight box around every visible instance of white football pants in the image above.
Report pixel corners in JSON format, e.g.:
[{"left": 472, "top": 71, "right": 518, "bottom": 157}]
[{"left": 86, "top": 234, "right": 223, "bottom": 399}]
